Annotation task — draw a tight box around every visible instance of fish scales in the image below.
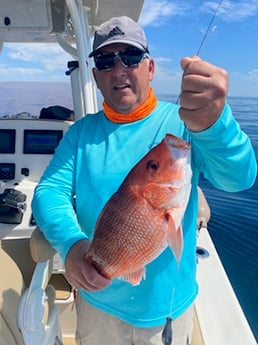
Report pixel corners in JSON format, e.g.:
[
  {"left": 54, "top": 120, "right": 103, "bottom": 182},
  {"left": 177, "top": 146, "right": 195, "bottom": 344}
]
[
  {"left": 86, "top": 134, "right": 192, "bottom": 285},
  {"left": 89, "top": 190, "right": 167, "bottom": 277}
]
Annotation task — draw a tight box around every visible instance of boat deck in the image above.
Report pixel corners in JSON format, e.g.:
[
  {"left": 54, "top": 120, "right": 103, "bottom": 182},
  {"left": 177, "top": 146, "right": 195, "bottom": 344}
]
[
  {"left": 192, "top": 309, "right": 204, "bottom": 345},
  {"left": 64, "top": 339, "right": 76, "bottom": 345}
]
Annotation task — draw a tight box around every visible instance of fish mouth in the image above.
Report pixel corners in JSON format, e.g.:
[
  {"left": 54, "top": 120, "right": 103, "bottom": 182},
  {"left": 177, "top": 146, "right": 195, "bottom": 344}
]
[{"left": 165, "top": 134, "right": 191, "bottom": 158}]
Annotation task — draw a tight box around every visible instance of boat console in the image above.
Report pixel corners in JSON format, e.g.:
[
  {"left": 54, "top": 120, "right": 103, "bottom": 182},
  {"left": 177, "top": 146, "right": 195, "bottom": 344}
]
[{"left": 0, "top": 118, "right": 72, "bottom": 239}]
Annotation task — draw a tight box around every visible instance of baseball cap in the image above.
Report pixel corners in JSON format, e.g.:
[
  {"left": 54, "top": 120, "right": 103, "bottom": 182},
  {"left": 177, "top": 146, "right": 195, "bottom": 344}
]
[{"left": 89, "top": 16, "right": 149, "bottom": 57}]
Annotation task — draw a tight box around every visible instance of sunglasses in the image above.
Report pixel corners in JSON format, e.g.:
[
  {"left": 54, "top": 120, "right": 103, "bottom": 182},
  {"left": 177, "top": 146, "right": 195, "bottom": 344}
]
[{"left": 94, "top": 48, "right": 149, "bottom": 72}]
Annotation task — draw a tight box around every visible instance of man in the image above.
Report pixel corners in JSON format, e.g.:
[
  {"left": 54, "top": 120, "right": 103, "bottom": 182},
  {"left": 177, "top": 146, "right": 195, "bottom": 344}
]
[{"left": 32, "top": 16, "right": 257, "bottom": 345}]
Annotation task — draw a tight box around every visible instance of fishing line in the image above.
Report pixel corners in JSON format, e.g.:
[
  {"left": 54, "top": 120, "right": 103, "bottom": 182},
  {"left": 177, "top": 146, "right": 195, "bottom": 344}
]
[
  {"left": 162, "top": 266, "right": 179, "bottom": 345},
  {"left": 177, "top": 0, "right": 223, "bottom": 143},
  {"left": 176, "top": 0, "right": 223, "bottom": 104},
  {"left": 196, "top": 0, "right": 223, "bottom": 57},
  {"left": 162, "top": 2, "right": 224, "bottom": 344}
]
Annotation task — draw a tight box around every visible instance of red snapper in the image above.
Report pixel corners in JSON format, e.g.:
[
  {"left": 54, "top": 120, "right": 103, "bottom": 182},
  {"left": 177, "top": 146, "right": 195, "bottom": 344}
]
[{"left": 86, "top": 134, "right": 192, "bottom": 285}]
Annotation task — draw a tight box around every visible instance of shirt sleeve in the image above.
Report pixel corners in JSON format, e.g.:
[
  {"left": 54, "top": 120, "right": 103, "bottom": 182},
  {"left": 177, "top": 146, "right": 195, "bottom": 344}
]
[
  {"left": 31, "top": 121, "right": 87, "bottom": 262},
  {"left": 190, "top": 104, "right": 257, "bottom": 192}
]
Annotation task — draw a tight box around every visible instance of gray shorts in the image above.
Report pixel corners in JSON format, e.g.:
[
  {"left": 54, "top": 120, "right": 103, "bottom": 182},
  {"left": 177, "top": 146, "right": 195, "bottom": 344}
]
[{"left": 75, "top": 294, "right": 193, "bottom": 345}]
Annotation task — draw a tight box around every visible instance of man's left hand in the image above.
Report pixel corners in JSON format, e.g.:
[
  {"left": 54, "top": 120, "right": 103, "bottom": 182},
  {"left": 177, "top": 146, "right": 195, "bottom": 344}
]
[{"left": 179, "top": 56, "right": 228, "bottom": 132}]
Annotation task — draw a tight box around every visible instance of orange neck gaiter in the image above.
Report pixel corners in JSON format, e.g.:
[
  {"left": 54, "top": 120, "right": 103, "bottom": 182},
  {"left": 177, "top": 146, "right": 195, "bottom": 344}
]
[{"left": 103, "top": 87, "right": 158, "bottom": 123}]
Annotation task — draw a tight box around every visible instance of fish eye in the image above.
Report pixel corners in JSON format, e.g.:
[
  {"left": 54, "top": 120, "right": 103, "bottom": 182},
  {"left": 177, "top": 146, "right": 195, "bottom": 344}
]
[{"left": 146, "top": 160, "right": 159, "bottom": 171}]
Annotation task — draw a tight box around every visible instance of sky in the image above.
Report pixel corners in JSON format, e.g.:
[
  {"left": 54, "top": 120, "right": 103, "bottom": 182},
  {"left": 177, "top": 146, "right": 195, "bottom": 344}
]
[{"left": 0, "top": 0, "right": 258, "bottom": 97}]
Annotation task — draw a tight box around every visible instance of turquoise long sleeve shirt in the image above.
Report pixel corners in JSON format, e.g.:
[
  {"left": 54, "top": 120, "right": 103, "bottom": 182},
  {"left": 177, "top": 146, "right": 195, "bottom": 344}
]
[{"left": 32, "top": 101, "right": 257, "bottom": 327}]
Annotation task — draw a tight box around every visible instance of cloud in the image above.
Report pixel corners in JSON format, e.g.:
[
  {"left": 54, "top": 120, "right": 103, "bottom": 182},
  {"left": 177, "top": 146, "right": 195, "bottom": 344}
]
[
  {"left": 3, "top": 43, "right": 71, "bottom": 80},
  {"left": 152, "top": 66, "right": 258, "bottom": 97},
  {"left": 140, "top": 0, "right": 258, "bottom": 26},
  {"left": 0, "top": 65, "right": 45, "bottom": 76},
  {"left": 202, "top": 0, "right": 258, "bottom": 22},
  {"left": 6, "top": 43, "right": 67, "bottom": 62},
  {"left": 139, "top": 0, "right": 189, "bottom": 26},
  {"left": 155, "top": 57, "right": 173, "bottom": 63},
  {"left": 248, "top": 68, "right": 258, "bottom": 76},
  {"left": 0, "top": 65, "right": 67, "bottom": 82},
  {"left": 151, "top": 58, "right": 182, "bottom": 96},
  {"left": 213, "top": 69, "right": 258, "bottom": 96},
  {"left": 151, "top": 57, "right": 258, "bottom": 97}
]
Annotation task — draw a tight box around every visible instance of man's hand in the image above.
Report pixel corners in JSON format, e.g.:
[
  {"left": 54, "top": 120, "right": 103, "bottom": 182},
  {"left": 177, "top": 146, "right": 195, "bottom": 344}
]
[
  {"left": 179, "top": 56, "right": 228, "bottom": 132},
  {"left": 65, "top": 239, "right": 111, "bottom": 291}
]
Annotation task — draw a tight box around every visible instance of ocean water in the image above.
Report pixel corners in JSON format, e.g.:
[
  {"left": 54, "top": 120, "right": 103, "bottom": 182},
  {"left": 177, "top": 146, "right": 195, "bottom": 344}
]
[
  {"left": 0, "top": 82, "right": 257, "bottom": 340},
  {"left": 0, "top": 81, "right": 73, "bottom": 117}
]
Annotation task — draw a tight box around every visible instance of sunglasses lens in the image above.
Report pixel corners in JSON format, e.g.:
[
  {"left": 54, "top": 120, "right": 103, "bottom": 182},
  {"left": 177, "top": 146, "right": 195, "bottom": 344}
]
[
  {"left": 94, "top": 52, "right": 115, "bottom": 71},
  {"left": 120, "top": 49, "right": 145, "bottom": 67},
  {"left": 94, "top": 49, "right": 147, "bottom": 71}
]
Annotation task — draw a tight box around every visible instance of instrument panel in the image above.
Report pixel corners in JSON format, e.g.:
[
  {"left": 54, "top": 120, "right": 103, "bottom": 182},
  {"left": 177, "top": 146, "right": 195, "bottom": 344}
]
[{"left": 0, "top": 118, "right": 72, "bottom": 238}]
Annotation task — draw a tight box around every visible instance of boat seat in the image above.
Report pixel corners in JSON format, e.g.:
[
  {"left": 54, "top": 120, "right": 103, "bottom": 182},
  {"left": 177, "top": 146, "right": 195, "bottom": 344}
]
[
  {"left": 0, "top": 247, "right": 25, "bottom": 345},
  {"left": 29, "top": 226, "right": 56, "bottom": 263},
  {"left": 16, "top": 227, "right": 62, "bottom": 345}
]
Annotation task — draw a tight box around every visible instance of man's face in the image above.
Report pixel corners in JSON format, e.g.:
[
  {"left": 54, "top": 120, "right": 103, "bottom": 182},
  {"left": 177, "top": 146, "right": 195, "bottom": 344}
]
[{"left": 93, "top": 43, "right": 155, "bottom": 114}]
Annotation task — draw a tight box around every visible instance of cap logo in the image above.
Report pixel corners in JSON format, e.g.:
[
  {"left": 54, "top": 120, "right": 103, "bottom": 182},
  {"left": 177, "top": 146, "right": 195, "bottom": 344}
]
[{"left": 108, "top": 26, "right": 125, "bottom": 38}]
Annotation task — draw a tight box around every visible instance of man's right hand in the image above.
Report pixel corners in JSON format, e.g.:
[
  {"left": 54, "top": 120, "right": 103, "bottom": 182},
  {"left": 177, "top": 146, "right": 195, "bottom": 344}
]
[{"left": 65, "top": 239, "right": 111, "bottom": 291}]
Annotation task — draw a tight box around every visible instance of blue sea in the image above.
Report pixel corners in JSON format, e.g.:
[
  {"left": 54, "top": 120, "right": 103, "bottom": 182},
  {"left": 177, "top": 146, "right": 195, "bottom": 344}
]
[{"left": 0, "top": 82, "right": 257, "bottom": 340}]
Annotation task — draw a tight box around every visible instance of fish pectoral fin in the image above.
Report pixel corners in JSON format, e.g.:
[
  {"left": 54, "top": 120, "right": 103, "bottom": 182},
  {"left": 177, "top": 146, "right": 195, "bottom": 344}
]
[
  {"left": 119, "top": 268, "right": 146, "bottom": 286},
  {"left": 166, "top": 212, "right": 183, "bottom": 262}
]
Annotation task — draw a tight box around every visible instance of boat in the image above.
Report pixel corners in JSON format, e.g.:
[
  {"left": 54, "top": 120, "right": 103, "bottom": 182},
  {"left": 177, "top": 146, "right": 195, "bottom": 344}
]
[{"left": 0, "top": 1, "right": 257, "bottom": 344}]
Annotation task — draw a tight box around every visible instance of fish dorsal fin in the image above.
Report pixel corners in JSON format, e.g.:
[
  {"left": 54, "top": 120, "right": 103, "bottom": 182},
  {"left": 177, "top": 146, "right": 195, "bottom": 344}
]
[{"left": 165, "top": 211, "right": 183, "bottom": 262}]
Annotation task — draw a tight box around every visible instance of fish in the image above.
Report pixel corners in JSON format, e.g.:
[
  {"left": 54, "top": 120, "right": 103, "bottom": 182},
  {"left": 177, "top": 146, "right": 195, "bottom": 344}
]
[{"left": 85, "top": 133, "right": 192, "bottom": 285}]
